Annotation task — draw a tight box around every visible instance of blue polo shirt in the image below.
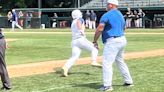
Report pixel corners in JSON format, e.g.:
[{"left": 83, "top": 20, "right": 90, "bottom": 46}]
[{"left": 99, "top": 9, "right": 125, "bottom": 43}]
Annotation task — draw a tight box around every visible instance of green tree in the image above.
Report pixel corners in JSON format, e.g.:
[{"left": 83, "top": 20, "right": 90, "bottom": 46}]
[{"left": 1, "top": 0, "right": 37, "bottom": 12}]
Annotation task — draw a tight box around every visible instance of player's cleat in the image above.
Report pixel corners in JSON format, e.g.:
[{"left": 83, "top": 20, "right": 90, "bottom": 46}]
[
  {"left": 62, "top": 66, "right": 68, "bottom": 77},
  {"left": 99, "top": 86, "right": 113, "bottom": 91},
  {"left": 123, "top": 83, "right": 134, "bottom": 87},
  {"left": 91, "top": 62, "right": 102, "bottom": 67}
]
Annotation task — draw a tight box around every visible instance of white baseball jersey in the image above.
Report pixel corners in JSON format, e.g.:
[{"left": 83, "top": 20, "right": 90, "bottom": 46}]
[{"left": 71, "top": 18, "right": 85, "bottom": 40}]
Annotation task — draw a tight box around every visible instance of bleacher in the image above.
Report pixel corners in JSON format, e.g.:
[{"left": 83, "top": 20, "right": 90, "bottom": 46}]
[{"left": 81, "top": 0, "right": 164, "bottom": 9}]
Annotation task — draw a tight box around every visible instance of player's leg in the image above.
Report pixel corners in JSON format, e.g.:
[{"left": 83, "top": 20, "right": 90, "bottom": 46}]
[
  {"left": 85, "top": 20, "right": 89, "bottom": 28},
  {"left": 62, "top": 45, "right": 81, "bottom": 76},
  {"left": 89, "top": 20, "right": 92, "bottom": 29},
  {"left": 11, "top": 21, "right": 15, "bottom": 31},
  {"left": 93, "top": 21, "right": 96, "bottom": 29},
  {"left": 0, "top": 39, "right": 11, "bottom": 89},
  {"left": 115, "top": 37, "right": 133, "bottom": 85},
  {"left": 79, "top": 37, "right": 101, "bottom": 66},
  {"left": 102, "top": 39, "right": 119, "bottom": 87},
  {"left": 15, "top": 22, "right": 23, "bottom": 30},
  {"left": 136, "top": 19, "right": 140, "bottom": 28},
  {"left": 139, "top": 18, "right": 142, "bottom": 28},
  {"left": 64, "top": 46, "right": 81, "bottom": 69}
]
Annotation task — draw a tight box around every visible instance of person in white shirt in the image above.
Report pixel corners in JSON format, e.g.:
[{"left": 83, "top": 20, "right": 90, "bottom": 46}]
[{"left": 62, "top": 9, "right": 101, "bottom": 77}]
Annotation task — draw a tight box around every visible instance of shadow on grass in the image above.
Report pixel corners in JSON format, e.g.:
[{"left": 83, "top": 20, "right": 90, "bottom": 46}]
[
  {"left": 54, "top": 68, "right": 92, "bottom": 77},
  {"left": 72, "top": 82, "right": 101, "bottom": 90},
  {"left": 72, "top": 83, "right": 124, "bottom": 90}
]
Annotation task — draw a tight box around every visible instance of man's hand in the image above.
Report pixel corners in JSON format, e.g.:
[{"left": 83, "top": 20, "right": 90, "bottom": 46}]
[{"left": 93, "top": 42, "right": 99, "bottom": 50}]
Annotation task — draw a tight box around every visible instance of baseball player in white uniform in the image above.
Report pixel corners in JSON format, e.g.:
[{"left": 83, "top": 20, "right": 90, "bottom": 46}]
[{"left": 62, "top": 9, "right": 101, "bottom": 77}]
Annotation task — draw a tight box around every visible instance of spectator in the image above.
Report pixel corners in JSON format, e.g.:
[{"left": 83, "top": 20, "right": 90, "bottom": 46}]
[
  {"left": 26, "top": 12, "right": 33, "bottom": 28},
  {"left": 124, "top": 7, "right": 133, "bottom": 28},
  {"left": 138, "top": 8, "right": 145, "bottom": 28},
  {"left": 7, "top": 11, "right": 12, "bottom": 28},
  {"left": 85, "top": 10, "right": 91, "bottom": 29},
  {"left": 52, "top": 13, "right": 58, "bottom": 28},
  {"left": 90, "top": 10, "right": 97, "bottom": 29},
  {"left": 133, "top": 10, "right": 139, "bottom": 28},
  {"left": 11, "top": 9, "right": 23, "bottom": 31},
  {"left": 18, "top": 11, "right": 24, "bottom": 27}
]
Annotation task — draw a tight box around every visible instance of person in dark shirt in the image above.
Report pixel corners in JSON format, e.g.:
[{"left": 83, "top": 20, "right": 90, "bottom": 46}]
[
  {"left": 138, "top": 8, "right": 145, "bottom": 28},
  {"left": 90, "top": 10, "right": 97, "bottom": 29},
  {"left": 11, "top": 9, "right": 23, "bottom": 31},
  {"left": 124, "top": 7, "right": 133, "bottom": 28},
  {"left": 133, "top": 10, "right": 139, "bottom": 28},
  {"left": 85, "top": 10, "right": 91, "bottom": 29}
]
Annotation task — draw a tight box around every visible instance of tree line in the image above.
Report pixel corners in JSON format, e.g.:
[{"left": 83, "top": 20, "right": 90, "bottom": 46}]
[{"left": 1, "top": 0, "right": 37, "bottom": 12}]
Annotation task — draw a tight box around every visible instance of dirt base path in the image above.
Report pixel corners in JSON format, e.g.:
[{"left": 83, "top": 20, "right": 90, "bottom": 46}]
[
  {"left": 6, "top": 39, "right": 18, "bottom": 42},
  {"left": 8, "top": 49, "right": 164, "bottom": 78}
]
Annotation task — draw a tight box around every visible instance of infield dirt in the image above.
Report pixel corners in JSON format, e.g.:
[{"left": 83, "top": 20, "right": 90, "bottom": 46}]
[{"left": 7, "top": 49, "right": 164, "bottom": 78}]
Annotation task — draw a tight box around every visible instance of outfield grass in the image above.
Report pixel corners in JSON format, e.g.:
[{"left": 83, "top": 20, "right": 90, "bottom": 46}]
[
  {"left": 4, "top": 28, "right": 164, "bottom": 32},
  {"left": 2, "top": 28, "right": 164, "bottom": 92},
  {"left": 4, "top": 28, "right": 164, "bottom": 65},
  {"left": 2, "top": 56, "right": 163, "bottom": 92}
]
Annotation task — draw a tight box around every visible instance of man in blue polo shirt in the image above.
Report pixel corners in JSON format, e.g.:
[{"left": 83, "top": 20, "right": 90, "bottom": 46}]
[{"left": 93, "top": 0, "right": 133, "bottom": 91}]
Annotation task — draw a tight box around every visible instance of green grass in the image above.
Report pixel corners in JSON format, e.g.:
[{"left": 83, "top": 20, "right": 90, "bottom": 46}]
[
  {"left": 4, "top": 28, "right": 164, "bottom": 65},
  {"left": 3, "top": 28, "right": 164, "bottom": 32},
  {"left": 1, "top": 28, "right": 164, "bottom": 92},
  {"left": 125, "top": 34, "right": 164, "bottom": 52},
  {"left": 3, "top": 56, "right": 164, "bottom": 92}
]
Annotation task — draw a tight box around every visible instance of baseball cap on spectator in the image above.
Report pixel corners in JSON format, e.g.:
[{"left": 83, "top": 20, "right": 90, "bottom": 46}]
[{"left": 107, "top": 0, "right": 119, "bottom": 6}]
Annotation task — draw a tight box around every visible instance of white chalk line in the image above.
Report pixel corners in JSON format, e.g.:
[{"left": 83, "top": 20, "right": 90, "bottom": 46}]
[{"left": 31, "top": 81, "right": 101, "bottom": 92}]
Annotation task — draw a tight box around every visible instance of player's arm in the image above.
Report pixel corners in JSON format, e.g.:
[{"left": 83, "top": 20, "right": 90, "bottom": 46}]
[
  {"left": 93, "top": 14, "right": 107, "bottom": 49},
  {"left": 77, "top": 19, "right": 85, "bottom": 36},
  {"left": 93, "top": 14, "right": 107, "bottom": 43}
]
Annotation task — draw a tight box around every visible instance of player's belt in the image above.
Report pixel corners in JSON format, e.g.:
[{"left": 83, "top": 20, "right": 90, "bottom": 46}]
[{"left": 109, "top": 36, "right": 121, "bottom": 38}]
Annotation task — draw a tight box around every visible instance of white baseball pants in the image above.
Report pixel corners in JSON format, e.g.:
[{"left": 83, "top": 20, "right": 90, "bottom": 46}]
[
  {"left": 90, "top": 21, "right": 96, "bottom": 29},
  {"left": 12, "top": 21, "right": 23, "bottom": 31},
  {"left": 103, "top": 36, "right": 133, "bottom": 86},
  {"left": 126, "top": 19, "right": 132, "bottom": 28},
  {"left": 64, "top": 37, "right": 98, "bottom": 70}
]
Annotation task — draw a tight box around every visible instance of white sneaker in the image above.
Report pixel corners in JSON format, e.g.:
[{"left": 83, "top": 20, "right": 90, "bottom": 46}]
[
  {"left": 99, "top": 86, "right": 113, "bottom": 91},
  {"left": 91, "top": 62, "right": 102, "bottom": 67},
  {"left": 62, "top": 66, "right": 68, "bottom": 77}
]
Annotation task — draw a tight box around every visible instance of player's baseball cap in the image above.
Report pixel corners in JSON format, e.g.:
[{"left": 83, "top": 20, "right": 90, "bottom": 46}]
[{"left": 107, "top": 0, "right": 119, "bottom": 6}]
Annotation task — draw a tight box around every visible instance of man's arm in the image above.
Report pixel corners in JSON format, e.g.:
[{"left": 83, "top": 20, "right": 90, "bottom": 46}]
[{"left": 93, "top": 23, "right": 105, "bottom": 49}]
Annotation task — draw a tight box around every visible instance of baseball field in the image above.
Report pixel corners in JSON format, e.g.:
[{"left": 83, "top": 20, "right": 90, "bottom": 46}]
[{"left": 1, "top": 28, "right": 164, "bottom": 92}]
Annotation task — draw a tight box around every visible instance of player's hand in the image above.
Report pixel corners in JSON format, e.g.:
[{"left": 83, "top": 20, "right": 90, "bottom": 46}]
[{"left": 93, "top": 42, "right": 99, "bottom": 50}]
